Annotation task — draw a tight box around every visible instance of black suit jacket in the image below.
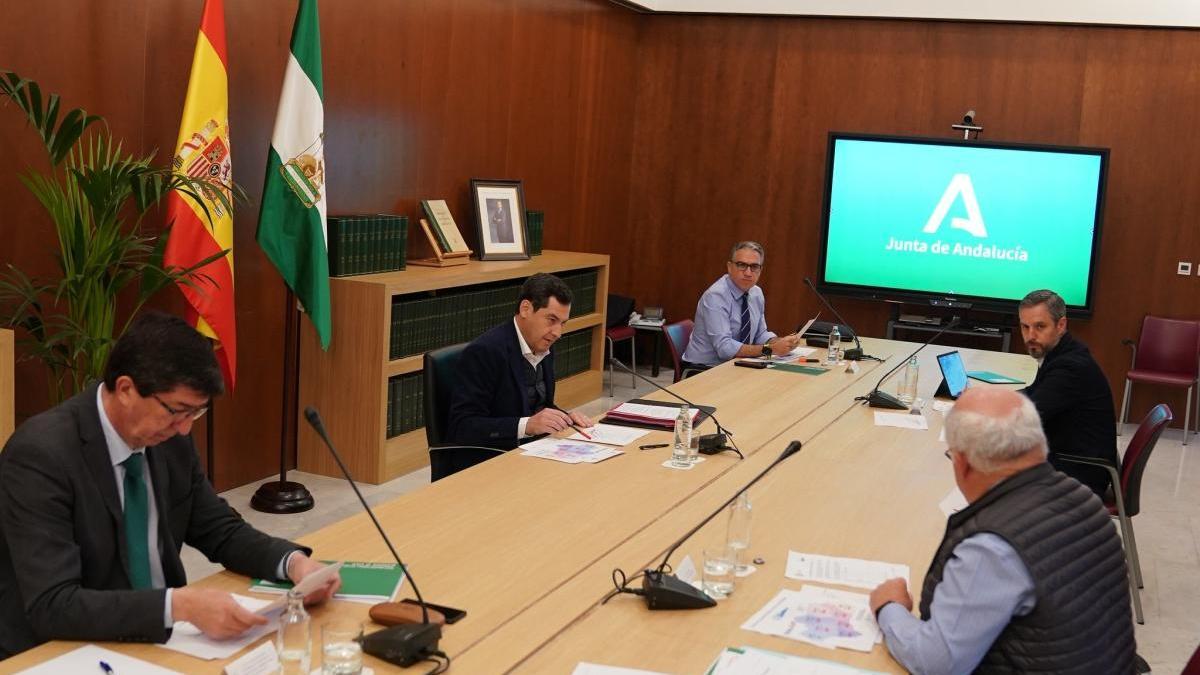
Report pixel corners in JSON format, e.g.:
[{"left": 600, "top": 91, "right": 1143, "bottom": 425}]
[
  {"left": 0, "top": 383, "right": 307, "bottom": 658},
  {"left": 446, "top": 321, "right": 556, "bottom": 450},
  {"left": 1022, "top": 332, "right": 1119, "bottom": 496}
]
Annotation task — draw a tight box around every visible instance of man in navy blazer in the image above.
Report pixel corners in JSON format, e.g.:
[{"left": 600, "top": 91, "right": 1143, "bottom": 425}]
[
  {"left": 0, "top": 312, "right": 339, "bottom": 658},
  {"left": 448, "top": 273, "right": 594, "bottom": 449}
]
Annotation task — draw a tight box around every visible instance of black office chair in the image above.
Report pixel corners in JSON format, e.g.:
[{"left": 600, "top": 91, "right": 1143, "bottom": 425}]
[{"left": 423, "top": 343, "right": 505, "bottom": 481}]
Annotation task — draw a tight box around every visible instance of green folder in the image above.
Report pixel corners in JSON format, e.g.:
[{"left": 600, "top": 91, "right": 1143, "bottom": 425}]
[
  {"left": 768, "top": 363, "right": 828, "bottom": 375},
  {"left": 249, "top": 561, "right": 406, "bottom": 603},
  {"left": 967, "top": 370, "right": 1024, "bottom": 384}
]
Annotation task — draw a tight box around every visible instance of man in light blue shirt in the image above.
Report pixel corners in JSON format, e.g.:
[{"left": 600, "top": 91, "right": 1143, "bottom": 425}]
[
  {"left": 681, "top": 241, "right": 799, "bottom": 370},
  {"left": 869, "top": 388, "right": 1135, "bottom": 674}
]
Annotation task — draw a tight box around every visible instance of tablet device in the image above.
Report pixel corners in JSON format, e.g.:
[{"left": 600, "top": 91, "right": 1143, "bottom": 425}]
[{"left": 935, "top": 350, "right": 969, "bottom": 399}]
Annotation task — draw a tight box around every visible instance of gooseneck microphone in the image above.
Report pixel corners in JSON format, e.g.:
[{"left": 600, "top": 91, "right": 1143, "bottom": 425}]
[
  {"left": 304, "top": 407, "right": 445, "bottom": 669},
  {"left": 802, "top": 277, "right": 873, "bottom": 361},
  {"left": 615, "top": 440, "right": 803, "bottom": 610},
  {"left": 857, "top": 317, "right": 961, "bottom": 409},
  {"left": 608, "top": 357, "right": 742, "bottom": 458}
]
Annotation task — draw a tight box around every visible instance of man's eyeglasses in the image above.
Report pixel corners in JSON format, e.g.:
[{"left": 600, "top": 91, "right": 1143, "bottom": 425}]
[
  {"left": 152, "top": 394, "right": 208, "bottom": 422},
  {"left": 731, "top": 261, "right": 763, "bottom": 273}
]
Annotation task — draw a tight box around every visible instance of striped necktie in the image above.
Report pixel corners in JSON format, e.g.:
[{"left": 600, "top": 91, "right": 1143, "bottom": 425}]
[
  {"left": 738, "top": 293, "right": 752, "bottom": 344},
  {"left": 122, "top": 453, "right": 153, "bottom": 589}
]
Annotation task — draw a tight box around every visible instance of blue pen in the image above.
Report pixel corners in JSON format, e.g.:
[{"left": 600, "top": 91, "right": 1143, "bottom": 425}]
[{"left": 99, "top": 661, "right": 115, "bottom": 674}]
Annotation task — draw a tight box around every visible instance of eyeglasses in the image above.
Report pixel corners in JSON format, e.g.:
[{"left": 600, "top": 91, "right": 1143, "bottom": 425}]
[
  {"left": 731, "top": 261, "right": 763, "bottom": 273},
  {"left": 152, "top": 394, "right": 208, "bottom": 422}
]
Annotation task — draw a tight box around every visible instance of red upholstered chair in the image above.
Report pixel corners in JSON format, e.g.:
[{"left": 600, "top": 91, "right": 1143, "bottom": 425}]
[
  {"left": 663, "top": 320, "right": 703, "bottom": 383},
  {"left": 605, "top": 325, "right": 636, "bottom": 396},
  {"left": 605, "top": 294, "right": 637, "bottom": 396},
  {"left": 1183, "top": 641, "right": 1200, "bottom": 675},
  {"left": 1119, "top": 316, "right": 1200, "bottom": 445},
  {"left": 1059, "top": 403, "right": 1174, "bottom": 626}
]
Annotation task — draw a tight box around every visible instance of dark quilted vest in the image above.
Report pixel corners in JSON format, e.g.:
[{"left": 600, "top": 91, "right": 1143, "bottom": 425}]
[
  {"left": 522, "top": 359, "right": 547, "bottom": 411},
  {"left": 919, "top": 463, "right": 1136, "bottom": 674}
]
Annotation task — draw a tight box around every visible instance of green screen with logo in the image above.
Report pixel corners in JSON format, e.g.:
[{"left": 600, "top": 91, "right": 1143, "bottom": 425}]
[{"left": 820, "top": 136, "right": 1106, "bottom": 310}]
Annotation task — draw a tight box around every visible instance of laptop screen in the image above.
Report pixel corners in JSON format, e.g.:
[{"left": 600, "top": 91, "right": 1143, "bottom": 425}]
[{"left": 936, "top": 350, "right": 969, "bottom": 399}]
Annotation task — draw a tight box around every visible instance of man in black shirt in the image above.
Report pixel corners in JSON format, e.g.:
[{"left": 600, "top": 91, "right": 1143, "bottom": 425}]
[{"left": 1018, "top": 289, "right": 1118, "bottom": 496}]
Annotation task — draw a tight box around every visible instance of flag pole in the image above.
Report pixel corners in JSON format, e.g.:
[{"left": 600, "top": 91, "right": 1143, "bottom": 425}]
[{"left": 251, "top": 284, "right": 314, "bottom": 513}]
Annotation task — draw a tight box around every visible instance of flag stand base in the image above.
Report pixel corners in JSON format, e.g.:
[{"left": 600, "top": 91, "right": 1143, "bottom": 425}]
[{"left": 251, "top": 480, "right": 314, "bottom": 514}]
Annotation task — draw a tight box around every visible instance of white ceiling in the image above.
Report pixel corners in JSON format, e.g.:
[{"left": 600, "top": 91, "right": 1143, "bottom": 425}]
[{"left": 621, "top": 0, "right": 1200, "bottom": 28}]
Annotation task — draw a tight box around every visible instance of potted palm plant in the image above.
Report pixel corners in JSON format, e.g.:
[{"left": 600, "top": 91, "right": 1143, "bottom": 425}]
[{"left": 0, "top": 70, "right": 237, "bottom": 401}]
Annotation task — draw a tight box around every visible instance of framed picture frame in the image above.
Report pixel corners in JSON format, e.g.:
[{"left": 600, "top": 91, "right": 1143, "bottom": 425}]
[{"left": 470, "top": 178, "right": 529, "bottom": 261}]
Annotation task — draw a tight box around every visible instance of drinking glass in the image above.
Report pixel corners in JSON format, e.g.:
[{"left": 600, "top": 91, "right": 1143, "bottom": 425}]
[
  {"left": 702, "top": 547, "right": 735, "bottom": 599},
  {"left": 321, "top": 620, "right": 364, "bottom": 675}
]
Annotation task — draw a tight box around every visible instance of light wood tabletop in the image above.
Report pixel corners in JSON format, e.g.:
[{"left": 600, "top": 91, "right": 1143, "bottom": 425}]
[
  {"left": 490, "top": 339, "right": 1038, "bottom": 674},
  {"left": 1, "top": 339, "right": 938, "bottom": 673}
]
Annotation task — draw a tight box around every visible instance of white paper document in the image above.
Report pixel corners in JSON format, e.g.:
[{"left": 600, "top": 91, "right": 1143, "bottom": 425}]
[
  {"left": 568, "top": 423, "right": 651, "bottom": 446},
  {"left": 520, "top": 438, "right": 624, "bottom": 464},
  {"left": 16, "top": 644, "right": 183, "bottom": 675},
  {"left": 708, "top": 645, "right": 887, "bottom": 675},
  {"left": 872, "top": 411, "right": 929, "bottom": 430},
  {"left": 785, "top": 551, "right": 910, "bottom": 590},
  {"left": 741, "top": 586, "right": 882, "bottom": 653},
  {"left": 931, "top": 400, "right": 954, "bottom": 413},
  {"left": 223, "top": 639, "right": 279, "bottom": 675},
  {"left": 255, "top": 561, "right": 343, "bottom": 614},
  {"left": 797, "top": 314, "right": 821, "bottom": 340},
  {"left": 572, "top": 664, "right": 673, "bottom": 675},
  {"left": 939, "top": 488, "right": 969, "bottom": 516},
  {"left": 608, "top": 402, "right": 695, "bottom": 423},
  {"left": 769, "top": 345, "right": 818, "bottom": 362},
  {"left": 159, "top": 594, "right": 277, "bottom": 660}
]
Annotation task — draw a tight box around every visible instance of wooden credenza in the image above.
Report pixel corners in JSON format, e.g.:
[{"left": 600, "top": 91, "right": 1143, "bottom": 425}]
[{"left": 297, "top": 250, "right": 610, "bottom": 484}]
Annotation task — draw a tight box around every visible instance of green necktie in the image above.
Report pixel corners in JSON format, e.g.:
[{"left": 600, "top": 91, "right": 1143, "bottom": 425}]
[{"left": 121, "top": 453, "right": 152, "bottom": 590}]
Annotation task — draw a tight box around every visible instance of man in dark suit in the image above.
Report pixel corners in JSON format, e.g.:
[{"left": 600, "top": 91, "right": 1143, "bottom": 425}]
[
  {"left": 1018, "top": 289, "right": 1119, "bottom": 496},
  {"left": 0, "top": 312, "right": 339, "bottom": 659},
  {"left": 448, "top": 273, "right": 594, "bottom": 450}
]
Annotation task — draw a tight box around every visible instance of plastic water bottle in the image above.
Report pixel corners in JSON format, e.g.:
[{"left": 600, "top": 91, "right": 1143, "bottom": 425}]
[
  {"left": 276, "top": 590, "right": 312, "bottom": 674},
  {"left": 672, "top": 405, "right": 692, "bottom": 468},
  {"left": 899, "top": 355, "right": 919, "bottom": 405},
  {"left": 727, "top": 492, "right": 753, "bottom": 574},
  {"left": 826, "top": 325, "right": 842, "bottom": 365}
]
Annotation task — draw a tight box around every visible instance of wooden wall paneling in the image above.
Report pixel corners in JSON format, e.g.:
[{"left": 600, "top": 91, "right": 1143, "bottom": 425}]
[
  {"left": 1075, "top": 27, "right": 1200, "bottom": 422},
  {"left": 0, "top": 329, "right": 12, "bottom": 448},
  {"left": 0, "top": 2, "right": 155, "bottom": 422},
  {"left": 616, "top": 15, "right": 1200, "bottom": 427}
]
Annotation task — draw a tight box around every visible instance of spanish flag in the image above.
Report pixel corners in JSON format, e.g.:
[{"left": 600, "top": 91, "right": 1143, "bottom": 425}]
[{"left": 164, "top": 0, "right": 237, "bottom": 389}]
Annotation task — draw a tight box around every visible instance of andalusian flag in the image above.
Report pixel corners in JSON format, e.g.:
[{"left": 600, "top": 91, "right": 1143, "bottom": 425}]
[
  {"left": 164, "top": 0, "right": 238, "bottom": 388},
  {"left": 256, "top": 0, "right": 331, "bottom": 348}
]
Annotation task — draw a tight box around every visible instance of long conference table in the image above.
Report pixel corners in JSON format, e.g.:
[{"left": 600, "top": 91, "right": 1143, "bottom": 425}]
[{"left": 1, "top": 337, "right": 1038, "bottom": 674}]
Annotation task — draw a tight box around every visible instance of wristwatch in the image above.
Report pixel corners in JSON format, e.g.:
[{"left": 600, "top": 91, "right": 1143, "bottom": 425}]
[{"left": 761, "top": 338, "right": 774, "bottom": 357}]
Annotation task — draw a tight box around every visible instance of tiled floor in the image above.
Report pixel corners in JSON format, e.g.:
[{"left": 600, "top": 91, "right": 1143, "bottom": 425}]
[{"left": 190, "top": 369, "right": 1199, "bottom": 673}]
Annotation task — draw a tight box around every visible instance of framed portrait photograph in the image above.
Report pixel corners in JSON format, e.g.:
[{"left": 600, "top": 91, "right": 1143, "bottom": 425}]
[{"left": 470, "top": 179, "right": 529, "bottom": 261}]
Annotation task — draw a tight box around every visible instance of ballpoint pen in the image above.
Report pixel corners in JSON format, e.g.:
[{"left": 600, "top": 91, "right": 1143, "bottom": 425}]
[{"left": 551, "top": 405, "right": 592, "bottom": 439}]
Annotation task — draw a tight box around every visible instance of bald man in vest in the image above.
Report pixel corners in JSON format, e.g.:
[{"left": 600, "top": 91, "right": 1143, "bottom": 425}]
[{"left": 869, "top": 388, "right": 1135, "bottom": 674}]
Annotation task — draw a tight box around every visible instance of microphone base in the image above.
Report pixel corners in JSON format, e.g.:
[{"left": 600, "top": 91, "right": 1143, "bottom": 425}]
[
  {"left": 250, "top": 480, "right": 314, "bottom": 514},
  {"left": 866, "top": 390, "right": 909, "bottom": 410},
  {"left": 642, "top": 570, "right": 717, "bottom": 610},
  {"left": 360, "top": 622, "right": 442, "bottom": 667},
  {"left": 843, "top": 348, "right": 864, "bottom": 361}
]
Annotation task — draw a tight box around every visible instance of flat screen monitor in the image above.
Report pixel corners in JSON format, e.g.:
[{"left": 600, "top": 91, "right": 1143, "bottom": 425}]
[{"left": 817, "top": 133, "right": 1108, "bottom": 316}]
